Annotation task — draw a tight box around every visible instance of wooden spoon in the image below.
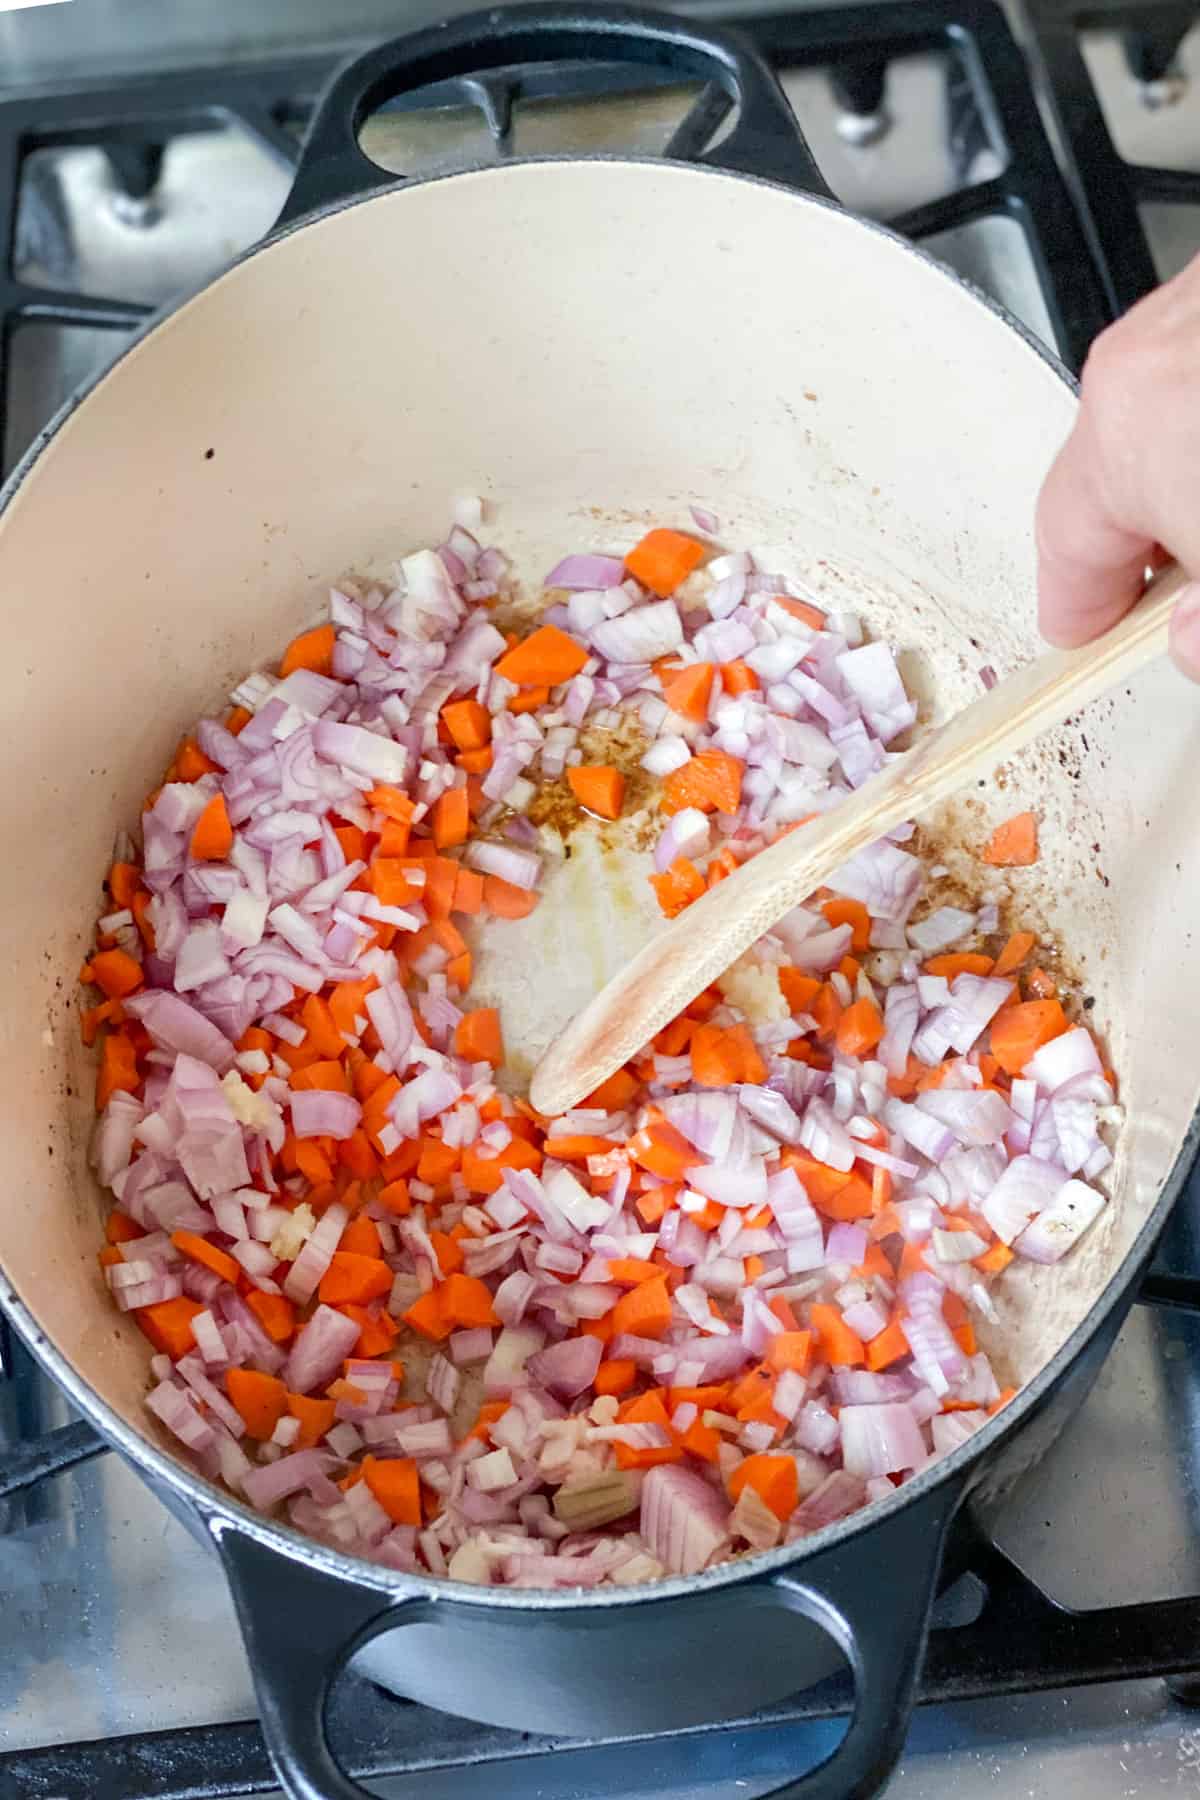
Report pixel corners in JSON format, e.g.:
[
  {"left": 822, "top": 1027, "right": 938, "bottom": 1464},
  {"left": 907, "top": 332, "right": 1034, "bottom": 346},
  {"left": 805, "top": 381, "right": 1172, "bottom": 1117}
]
[{"left": 529, "top": 563, "right": 1186, "bottom": 1118}]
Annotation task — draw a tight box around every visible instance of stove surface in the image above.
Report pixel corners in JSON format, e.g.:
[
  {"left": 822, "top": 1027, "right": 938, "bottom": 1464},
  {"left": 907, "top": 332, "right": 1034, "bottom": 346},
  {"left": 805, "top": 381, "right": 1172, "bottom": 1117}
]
[{"left": 1, "top": 6, "right": 1199, "bottom": 1797}]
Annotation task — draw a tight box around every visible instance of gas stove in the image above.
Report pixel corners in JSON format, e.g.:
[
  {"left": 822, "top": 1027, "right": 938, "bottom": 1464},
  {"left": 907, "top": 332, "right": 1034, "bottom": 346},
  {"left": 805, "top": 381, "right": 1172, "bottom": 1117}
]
[{"left": 3, "top": 2, "right": 1200, "bottom": 1795}]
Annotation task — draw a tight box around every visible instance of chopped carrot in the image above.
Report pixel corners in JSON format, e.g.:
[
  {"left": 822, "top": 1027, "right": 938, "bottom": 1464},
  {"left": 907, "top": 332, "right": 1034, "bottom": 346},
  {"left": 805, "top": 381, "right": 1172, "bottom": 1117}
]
[
  {"left": 567, "top": 763, "right": 625, "bottom": 821},
  {"left": 584, "top": 1068, "right": 638, "bottom": 1109},
  {"left": 426, "top": 1224, "right": 464, "bottom": 1267},
  {"left": 226, "top": 705, "right": 252, "bottom": 735},
  {"left": 690, "top": 1022, "right": 743, "bottom": 1088},
  {"left": 299, "top": 995, "right": 343, "bottom": 1058},
  {"left": 280, "top": 622, "right": 335, "bottom": 677},
  {"left": 370, "top": 858, "right": 424, "bottom": 907},
  {"left": 974, "top": 1241, "right": 1014, "bottom": 1274},
  {"left": 835, "top": 997, "right": 884, "bottom": 1057},
  {"left": 628, "top": 1120, "right": 696, "bottom": 1182},
  {"left": 810, "top": 1303, "right": 866, "bottom": 1367},
  {"left": 613, "top": 1391, "right": 681, "bottom": 1468},
  {"left": 595, "top": 1358, "right": 637, "bottom": 1397},
  {"left": 334, "top": 824, "right": 368, "bottom": 863},
  {"left": 318, "top": 1251, "right": 393, "bottom": 1307},
  {"left": 290, "top": 1059, "right": 351, "bottom": 1094},
  {"left": 660, "top": 662, "right": 714, "bottom": 721},
  {"left": 287, "top": 1393, "right": 336, "bottom": 1448},
  {"left": 774, "top": 596, "right": 827, "bottom": 630},
  {"left": 342, "top": 1302, "right": 399, "bottom": 1357},
  {"left": 171, "top": 1230, "right": 240, "bottom": 1285},
  {"left": 96, "top": 1029, "right": 139, "bottom": 1109},
  {"left": 1025, "top": 967, "right": 1057, "bottom": 999},
  {"left": 431, "top": 787, "right": 469, "bottom": 851},
  {"left": 867, "top": 1318, "right": 910, "bottom": 1372},
  {"left": 365, "top": 784, "right": 416, "bottom": 824},
  {"left": 677, "top": 1415, "right": 722, "bottom": 1463},
  {"left": 728, "top": 1452, "right": 798, "bottom": 1521},
  {"left": 294, "top": 1140, "right": 333, "bottom": 1187},
  {"left": 189, "top": 793, "right": 233, "bottom": 861},
  {"left": 820, "top": 896, "right": 871, "bottom": 952},
  {"left": 377, "top": 1178, "right": 411, "bottom": 1217},
  {"left": 766, "top": 1330, "right": 812, "bottom": 1375},
  {"left": 607, "top": 1258, "right": 661, "bottom": 1287},
  {"left": 649, "top": 856, "right": 706, "bottom": 918},
  {"left": 459, "top": 1133, "right": 543, "bottom": 1196},
  {"left": 454, "top": 1007, "right": 503, "bottom": 1065},
  {"left": 779, "top": 968, "right": 822, "bottom": 1014},
  {"left": 989, "top": 998, "right": 1069, "bottom": 1075},
  {"left": 135, "top": 1296, "right": 202, "bottom": 1360},
  {"left": 105, "top": 1208, "right": 142, "bottom": 1244},
  {"left": 661, "top": 749, "right": 743, "bottom": 816},
  {"left": 340, "top": 1215, "right": 382, "bottom": 1258},
  {"left": 175, "top": 737, "right": 218, "bottom": 782},
  {"left": 246, "top": 1291, "right": 296, "bottom": 1344},
  {"left": 440, "top": 1272, "right": 500, "bottom": 1329},
  {"left": 362, "top": 1454, "right": 422, "bottom": 1526},
  {"left": 88, "top": 947, "right": 143, "bottom": 1000},
  {"left": 625, "top": 527, "right": 705, "bottom": 597},
  {"left": 812, "top": 982, "right": 843, "bottom": 1039},
  {"left": 441, "top": 698, "right": 491, "bottom": 751},
  {"left": 507, "top": 685, "right": 550, "bottom": 715},
  {"left": 720, "top": 658, "right": 759, "bottom": 695},
  {"left": 727, "top": 1022, "right": 767, "bottom": 1083},
  {"left": 107, "top": 861, "right": 140, "bottom": 908},
  {"left": 636, "top": 1182, "right": 678, "bottom": 1226},
  {"left": 494, "top": 623, "right": 588, "bottom": 687},
  {"left": 923, "top": 953, "right": 994, "bottom": 980},
  {"left": 484, "top": 876, "right": 540, "bottom": 919},
  {"left": 227, "top": 1368, "right": 288, "bottom": 1440},
  {"left": 611, "top": 1276, "right": 672, "bottom": 1340},
  {"left": 993, "top": 931, "right": 1037, "bottom": 977},
  {"left": 403, "top": 1287, "right": 452, "bottom": 1340},
  {"left": 983, "top": 810, "right": 1039, "bottom": 866},
  {"left": 338, "top": 1129, "right": 379, "bottom": 1181},
  {"left": 453, "top": 867, "right": 485, "bottom": 915}
]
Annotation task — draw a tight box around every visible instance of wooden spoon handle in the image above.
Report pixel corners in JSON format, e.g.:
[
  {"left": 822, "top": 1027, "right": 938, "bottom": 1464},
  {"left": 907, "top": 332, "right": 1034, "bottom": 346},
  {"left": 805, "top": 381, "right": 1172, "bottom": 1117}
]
[{"left": 529, "top": 563, "right": 1186, "bottom": 1117}]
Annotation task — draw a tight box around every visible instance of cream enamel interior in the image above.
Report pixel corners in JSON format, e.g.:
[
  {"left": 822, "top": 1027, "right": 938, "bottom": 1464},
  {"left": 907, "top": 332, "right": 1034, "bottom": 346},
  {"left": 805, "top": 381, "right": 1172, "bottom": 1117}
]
[{"left": 2, "top": 157, "right": 1196, "bottom": 1490}]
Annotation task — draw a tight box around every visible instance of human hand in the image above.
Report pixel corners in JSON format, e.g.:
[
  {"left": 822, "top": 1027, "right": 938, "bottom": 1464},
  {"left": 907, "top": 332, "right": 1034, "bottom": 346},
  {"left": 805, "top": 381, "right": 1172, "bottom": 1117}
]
[{"left": 1036, "top": 252, "right": 1200, "bottom": 679}]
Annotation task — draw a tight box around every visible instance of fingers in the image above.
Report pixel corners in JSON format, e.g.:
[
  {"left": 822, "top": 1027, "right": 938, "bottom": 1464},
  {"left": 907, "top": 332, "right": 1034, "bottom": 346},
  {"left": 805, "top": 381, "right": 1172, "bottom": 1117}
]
[
  {"left": 1035, "top": 414, "right": 1152, "bottom": 649},
  {"left": 1035, "top": 253, "right": 1200, "bottom": 672}
]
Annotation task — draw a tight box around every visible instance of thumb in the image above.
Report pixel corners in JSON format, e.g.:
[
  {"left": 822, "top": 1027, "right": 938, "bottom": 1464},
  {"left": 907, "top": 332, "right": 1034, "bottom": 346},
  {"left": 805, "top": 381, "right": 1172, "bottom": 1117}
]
[{"left": 1167, "top": 582, "right": 1200, "bottom": 682}]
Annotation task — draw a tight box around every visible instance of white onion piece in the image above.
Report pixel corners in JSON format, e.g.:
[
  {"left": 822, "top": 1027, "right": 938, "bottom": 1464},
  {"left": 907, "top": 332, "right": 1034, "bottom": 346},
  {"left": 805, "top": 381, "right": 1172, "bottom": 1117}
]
[
  {"left": 840, "top": 1403, "right": 926, "bottom": 1478},
  {"left": 640, "top": 1465, "right": 730, "bottom": 1575},
  {"left": 980, "top": 1156, "right": 1066, "bottom": 1245},
  {"left": 1013, "top": 1178, "right": 1106, "bottom": 1263}
]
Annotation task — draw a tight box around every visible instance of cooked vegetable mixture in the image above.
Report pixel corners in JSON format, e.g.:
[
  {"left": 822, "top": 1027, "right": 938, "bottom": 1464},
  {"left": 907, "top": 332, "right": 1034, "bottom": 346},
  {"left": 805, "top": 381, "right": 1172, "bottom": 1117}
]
[{"left": 81, "top": 503, "right": 1119, "bottom": 1585}]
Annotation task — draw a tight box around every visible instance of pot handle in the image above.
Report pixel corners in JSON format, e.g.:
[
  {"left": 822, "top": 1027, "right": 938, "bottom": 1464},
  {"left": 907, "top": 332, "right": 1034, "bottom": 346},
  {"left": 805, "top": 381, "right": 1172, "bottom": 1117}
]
[
  {"left": 275, "top": 0, "right": 833, "bottom": 228},
  {"left": 757, "top": 1474, "right": 966, "bottom": 1800},
  {"left": 211, "top": 1472, "right": 963, "bottom": 1800},
  {"left": 210, "top": 1515, "right": 429, "bottom": 1800}
]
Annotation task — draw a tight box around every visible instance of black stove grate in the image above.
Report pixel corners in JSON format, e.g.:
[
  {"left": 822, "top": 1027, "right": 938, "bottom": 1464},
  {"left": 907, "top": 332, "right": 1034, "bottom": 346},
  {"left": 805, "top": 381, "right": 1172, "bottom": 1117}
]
[
  {"left": 2, "top": 1502, "right": 1200, "bottom": 1797},
  {"left": 1022, "top": 0, "right": 1200, "bottom": 319},
  {"left": 0, "top": 3, "right": 1196, "bottom": 1794}
]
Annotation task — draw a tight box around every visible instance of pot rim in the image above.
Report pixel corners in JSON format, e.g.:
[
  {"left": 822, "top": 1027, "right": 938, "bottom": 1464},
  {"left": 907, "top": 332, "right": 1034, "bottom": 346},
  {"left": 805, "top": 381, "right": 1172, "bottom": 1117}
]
[{"left": 2, "top": 151, "right": 1180, "bottom": 1611}]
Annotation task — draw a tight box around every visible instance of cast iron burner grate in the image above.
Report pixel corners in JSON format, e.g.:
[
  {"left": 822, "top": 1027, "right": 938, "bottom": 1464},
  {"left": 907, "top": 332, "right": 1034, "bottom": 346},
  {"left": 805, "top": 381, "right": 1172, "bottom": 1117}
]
[
  {"left": 1, "top": 1462, "right": 1199, "bottom": 1796},
  {"left": 0, "top": 1, "right": 1194, "bottom": 1792},
  {"left": 1022, "top": 0, "right": 1200, "bottom": 316}
]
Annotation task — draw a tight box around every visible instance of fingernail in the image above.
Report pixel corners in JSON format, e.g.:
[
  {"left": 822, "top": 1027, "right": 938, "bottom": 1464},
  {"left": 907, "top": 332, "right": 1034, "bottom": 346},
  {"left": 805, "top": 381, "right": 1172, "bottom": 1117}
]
[{"left": 1168, "top": 583, "right": 1200, "bottom": 682}]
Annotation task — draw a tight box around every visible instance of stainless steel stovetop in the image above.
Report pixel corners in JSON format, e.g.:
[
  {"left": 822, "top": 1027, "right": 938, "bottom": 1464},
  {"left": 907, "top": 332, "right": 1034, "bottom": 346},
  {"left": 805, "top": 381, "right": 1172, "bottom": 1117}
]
[{"left": 3, "top": 2, "right": 1200, "bottom": 1795}]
